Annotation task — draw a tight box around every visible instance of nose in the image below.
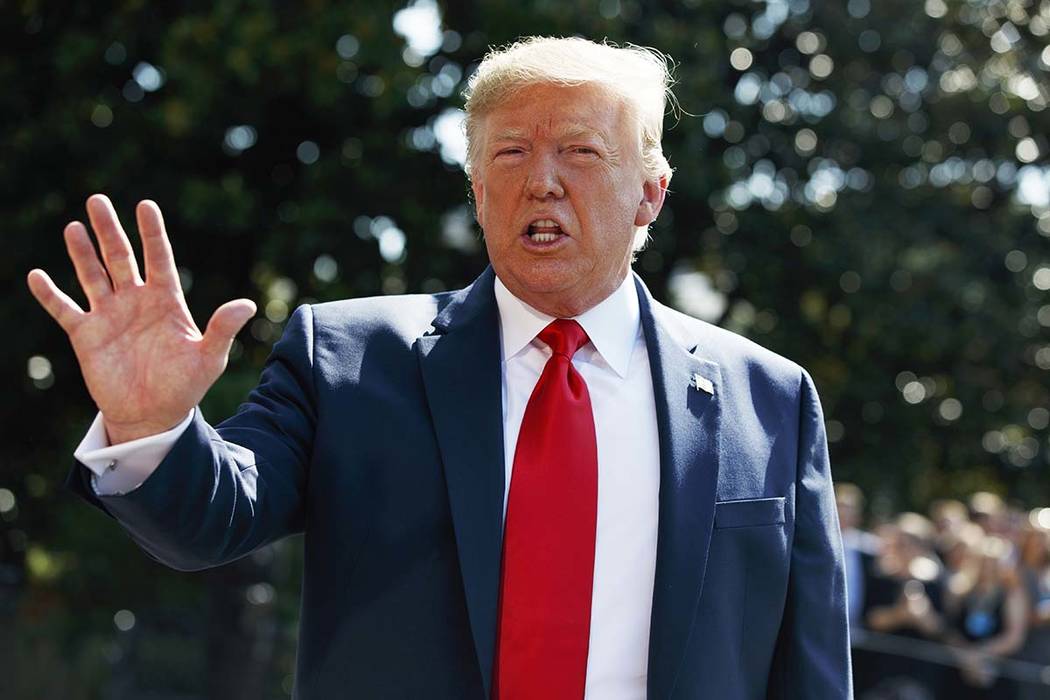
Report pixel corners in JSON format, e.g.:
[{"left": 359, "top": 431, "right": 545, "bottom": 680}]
[{"left": 525, "top": 152, "right": 565, "bottom": 200}]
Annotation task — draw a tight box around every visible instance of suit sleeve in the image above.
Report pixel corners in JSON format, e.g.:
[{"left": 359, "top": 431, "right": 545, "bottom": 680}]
[
  {"left": 768, "top": 368, "right": 853, "bottom": 699},
  {"left": 65, "top": 304, "right": 318, "bottom": 572}
]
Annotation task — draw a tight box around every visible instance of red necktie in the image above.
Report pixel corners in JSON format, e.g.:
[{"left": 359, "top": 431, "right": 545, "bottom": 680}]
[{"left": 495, "top": 319, "right": 598, "bottom": 700}]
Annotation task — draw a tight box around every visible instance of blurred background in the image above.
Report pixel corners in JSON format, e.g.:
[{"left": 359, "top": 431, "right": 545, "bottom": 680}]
[{"left": 4, "top": 0, "right": 1050, "bottom": 697}]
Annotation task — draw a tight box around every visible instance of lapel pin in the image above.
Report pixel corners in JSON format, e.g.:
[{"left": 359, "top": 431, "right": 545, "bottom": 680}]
[{"left": 692, "top": 373, "right": 714, "bottom": 395}]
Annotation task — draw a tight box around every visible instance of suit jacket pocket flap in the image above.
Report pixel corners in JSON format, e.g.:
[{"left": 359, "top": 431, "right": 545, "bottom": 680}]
[{"left": 714, "top": 497, "right": 786, "bottom": 529}]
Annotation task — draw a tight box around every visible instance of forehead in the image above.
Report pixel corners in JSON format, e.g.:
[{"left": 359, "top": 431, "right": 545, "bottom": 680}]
[{"left": 481, "top": 82, "right": 631, "bottom": 141}]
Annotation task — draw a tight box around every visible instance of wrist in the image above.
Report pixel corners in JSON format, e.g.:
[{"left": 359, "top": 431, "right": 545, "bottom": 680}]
[{"left": 103, "top": 416, "right": 184, "bottom": 444}]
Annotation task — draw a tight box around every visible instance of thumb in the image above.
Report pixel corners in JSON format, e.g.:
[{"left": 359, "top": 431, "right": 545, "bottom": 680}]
[{"left": 201, "top": 298, "right": 257, "bottom": 361}]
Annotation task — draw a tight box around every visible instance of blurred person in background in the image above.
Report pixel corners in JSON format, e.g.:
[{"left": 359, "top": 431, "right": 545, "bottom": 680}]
[
  {"left": 837, "top": 482, "right": 879, "bottom": 628},
  {"left": 866, "top": 514, "right": 945, "bottom": 639},
  {"left": 1014, "top": 516, "right": 1050, "bottom": 700},
  {"left": 929, "top": 499, "right": 970, "bottom": 541},
  {"left": 939, "top": 521, "right": 987, "bottom": 604},
  {"left": 969, "top": 492, "right": 1008, "bottom": 539},
  {"left": 836, "top": 483, "right": 881, "bottom": 696},
  {"left": 863, "top": 513, "right": 948, "bottom": 697},
  {"left": 942, "top": 534, "right": 1028, "bottom": 699}
]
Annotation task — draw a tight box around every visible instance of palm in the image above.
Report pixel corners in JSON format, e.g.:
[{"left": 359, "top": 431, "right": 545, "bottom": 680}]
[
  {"left": 73, "top": 283, "right": 210, "bottom": 426},
  {"left": 27, "top": 195, "right": 256, "bottom": 443}
]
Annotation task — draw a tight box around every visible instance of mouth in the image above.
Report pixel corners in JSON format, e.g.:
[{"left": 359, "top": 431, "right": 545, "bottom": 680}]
[{"left": 523, "top": 218, "right": 568, "bottom": 246}]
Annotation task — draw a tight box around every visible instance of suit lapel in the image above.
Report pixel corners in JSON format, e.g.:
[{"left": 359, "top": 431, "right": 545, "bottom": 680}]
[
  {"left": 416, "top": 268, "right": 505, "bottom": 699},
  {"left": 636, "top": 277, "right": 722, "bottom": 699}
]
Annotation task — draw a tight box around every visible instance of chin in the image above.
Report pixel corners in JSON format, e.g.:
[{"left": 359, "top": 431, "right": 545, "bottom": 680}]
[{"left": 514, "top": 265, "right": 578, "bottom": 296}]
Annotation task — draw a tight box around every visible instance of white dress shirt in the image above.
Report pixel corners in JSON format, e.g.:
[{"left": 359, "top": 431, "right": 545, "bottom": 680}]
[{"left": 75, "top": 272, "right": 662, "bottom": 699}]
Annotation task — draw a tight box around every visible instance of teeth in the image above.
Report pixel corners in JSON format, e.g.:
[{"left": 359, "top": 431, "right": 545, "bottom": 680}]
[{"left": 527, "top": 218, "right": 562, "bottom": 243}]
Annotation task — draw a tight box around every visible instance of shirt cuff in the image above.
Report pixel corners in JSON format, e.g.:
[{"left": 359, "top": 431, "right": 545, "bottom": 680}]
[{"left": 74, "top": 409, "right": 196, "bottom": 496}]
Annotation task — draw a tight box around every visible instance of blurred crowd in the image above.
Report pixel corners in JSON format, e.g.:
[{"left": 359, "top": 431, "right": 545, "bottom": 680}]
[{"left": 839, "top": 485, "right": 1050, "bottom": 699}]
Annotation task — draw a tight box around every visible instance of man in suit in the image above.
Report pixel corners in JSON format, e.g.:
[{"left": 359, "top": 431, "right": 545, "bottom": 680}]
[
  {"left": 836, "top": 482, "right": 879, "bottom": 628},
  {"left": 27, "top": 37, "right": 851, "bottom": 698}
]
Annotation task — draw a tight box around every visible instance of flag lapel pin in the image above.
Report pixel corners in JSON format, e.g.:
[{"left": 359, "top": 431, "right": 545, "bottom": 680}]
[{"left": 692, "top": 373, "right": 714, "bottom": 395}]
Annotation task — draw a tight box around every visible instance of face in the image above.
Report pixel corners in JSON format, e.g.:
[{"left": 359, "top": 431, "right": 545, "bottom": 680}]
[
  {"left": 471, "top": 83, "right": 666, "bottom": 317},
  {"left": 836, "top": 496, "right": 860, "bottom": 531}
]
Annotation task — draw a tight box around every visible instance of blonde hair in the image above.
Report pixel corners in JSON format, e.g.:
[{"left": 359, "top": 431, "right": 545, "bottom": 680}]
[{"left": 462, "top": 36, "right": 675, "bottom": 183}]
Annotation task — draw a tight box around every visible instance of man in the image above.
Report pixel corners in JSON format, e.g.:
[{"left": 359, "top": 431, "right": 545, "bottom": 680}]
[
  {"left": 835, "top": 482, "right": 882, "bottom": 694},
  {"left": 836, "top": 482, "right": 878, "bottom": 628},
  {"left": 27, "top": 37, "right": 851, "bottom": 699}
]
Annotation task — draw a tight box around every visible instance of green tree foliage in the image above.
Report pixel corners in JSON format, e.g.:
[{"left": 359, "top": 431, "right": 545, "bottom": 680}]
[{"left": 3, "top": 0, "right": 1048, "bottom": 696}]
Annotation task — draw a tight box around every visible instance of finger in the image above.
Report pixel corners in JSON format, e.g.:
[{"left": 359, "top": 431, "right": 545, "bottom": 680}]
[
  {"left": 64, "top": 221, "right": 113, "bottom": 307},
  {"left": 86, "top": 193, "right": 143, "bottom": 290},
  {"left": 201, "top": 299, "right": 257, "bottom": 362},
  {"left": 135, "top": 200, "right": 181, "bottom": 292},
  {"left": 27, "top": 269, "right": 86, "bottom": 332}
]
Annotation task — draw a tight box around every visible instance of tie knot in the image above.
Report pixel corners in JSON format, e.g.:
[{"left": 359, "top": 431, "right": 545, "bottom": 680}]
[{"left": 538, "top": 319, "right": 590, "bottom": 359}]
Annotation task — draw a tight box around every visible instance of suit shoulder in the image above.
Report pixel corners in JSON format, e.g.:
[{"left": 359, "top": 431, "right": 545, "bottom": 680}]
[
  {"left": 653, "top": 301, "right": 805, "bottom": 389},
  {"left": 305, "top": 292, "right": 454, "bottom": 343}
]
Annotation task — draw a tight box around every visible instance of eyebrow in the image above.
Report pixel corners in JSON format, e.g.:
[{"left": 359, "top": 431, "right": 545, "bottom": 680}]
[
  {"left": 559, "top": 122, "right": 610, "bottom": 146},
  {"left": 489, "top": 128, "right": 530, "bottom": 143},
  {"left": 489, "top": 122, "right": 612, "bottom": 148}
]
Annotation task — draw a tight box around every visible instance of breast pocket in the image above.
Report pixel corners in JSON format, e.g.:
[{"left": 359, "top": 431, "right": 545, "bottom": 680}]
[{"left": 714, "top": 496, "right": 786, "bottom": 529}]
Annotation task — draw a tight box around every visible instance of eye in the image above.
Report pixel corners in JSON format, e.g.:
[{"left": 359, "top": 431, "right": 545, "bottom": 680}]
[
  {"left": 569, "top": 146, "right": 599, "bottom": 156},
  {"left": 495, "top": 147, "right": 525, "bottom": 158}
]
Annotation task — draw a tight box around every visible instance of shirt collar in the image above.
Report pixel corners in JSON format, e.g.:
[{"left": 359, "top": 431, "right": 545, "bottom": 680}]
[{"left": 493, "top": 272, "right": 640, "bottom": 379}]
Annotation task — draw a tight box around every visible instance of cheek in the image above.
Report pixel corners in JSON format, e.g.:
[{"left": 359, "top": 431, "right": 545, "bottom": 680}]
[
  {"left": 480, "top": 177, "right": 518, "bottom": 217},
  {"left": 594, "top": 186, "right": 643, "bottom": 230},
  {"left": 597, "top": 170, "right": 644, "bottom": 211}
]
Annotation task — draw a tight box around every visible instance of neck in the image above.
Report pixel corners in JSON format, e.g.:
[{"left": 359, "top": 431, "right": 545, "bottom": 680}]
[{"left": 501, "top": 272, "right": 630, "bottom": 318}]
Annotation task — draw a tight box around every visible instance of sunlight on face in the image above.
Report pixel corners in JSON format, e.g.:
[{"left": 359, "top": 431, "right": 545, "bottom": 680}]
[{"left": 472, "top": 83, "right": 666, "bottom": 317}]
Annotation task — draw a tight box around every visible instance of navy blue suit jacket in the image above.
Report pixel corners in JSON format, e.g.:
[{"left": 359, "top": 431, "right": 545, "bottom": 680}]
[{"left": 69, "top": 268, "right": 852, "bottom": 698}]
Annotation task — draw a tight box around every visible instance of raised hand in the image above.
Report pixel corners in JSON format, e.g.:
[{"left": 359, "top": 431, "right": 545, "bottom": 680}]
[{"left": 27, "top": 194, "right": 257, "bottom": 444}]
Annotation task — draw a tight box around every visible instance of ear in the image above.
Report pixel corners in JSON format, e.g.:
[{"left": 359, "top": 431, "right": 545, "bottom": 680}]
[
  {"left": 634, "top": 173, "right": 669, "bottom": 227},
  {"left": 471, "top": 178, "right": 486, "bottom": 228}
]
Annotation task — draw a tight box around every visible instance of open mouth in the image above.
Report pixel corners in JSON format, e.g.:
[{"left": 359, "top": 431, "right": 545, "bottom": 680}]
[{"left": 525, "top": 218, "right": 566, "bottom": 244}]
